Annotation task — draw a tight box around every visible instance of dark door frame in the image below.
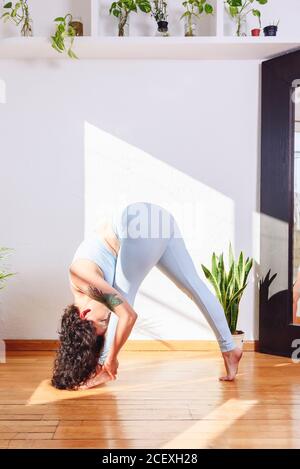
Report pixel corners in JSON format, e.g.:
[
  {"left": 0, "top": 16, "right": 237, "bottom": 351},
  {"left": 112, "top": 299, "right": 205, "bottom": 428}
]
[{"left": 260, "top": 49, "right": 300, "bottom": 356}]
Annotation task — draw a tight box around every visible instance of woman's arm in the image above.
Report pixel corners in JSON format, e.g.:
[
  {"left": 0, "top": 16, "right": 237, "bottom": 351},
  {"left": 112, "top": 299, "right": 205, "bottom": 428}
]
[
  {"left": 98, "top": 312, "right": 119, "bottom": 366},
  {"left": 70, "top": 265, "right": 137, "bottom": 378}
]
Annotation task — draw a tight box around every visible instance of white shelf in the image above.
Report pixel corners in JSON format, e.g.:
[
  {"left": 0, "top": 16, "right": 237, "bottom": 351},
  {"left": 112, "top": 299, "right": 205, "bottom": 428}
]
[
  {"left": 0, "top": 36, "right": 299, "bottom": 60},
  {"left": 0, "top": 0, "right": 299, "bottom": 60}
]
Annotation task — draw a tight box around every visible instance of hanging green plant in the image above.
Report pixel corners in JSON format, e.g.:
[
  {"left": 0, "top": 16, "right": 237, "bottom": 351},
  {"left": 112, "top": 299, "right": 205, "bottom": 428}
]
[
  {"left": 51, "top": 14, "right": 78, "bottom": 59},
  {"left": 1, "top": 0, "right": 33, "bottom": 36}
]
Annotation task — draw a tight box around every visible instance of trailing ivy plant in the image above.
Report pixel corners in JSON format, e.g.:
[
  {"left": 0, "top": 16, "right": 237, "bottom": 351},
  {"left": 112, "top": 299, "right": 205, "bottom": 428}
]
[
  {"left": 224, "top": 0, "right": 268, "bottom": 36},
  {"left": 51, "top": 14, "right": 78, "bottom": 59},
  {"left": 1, "top": 0, "right": 32, "bottom": 36},
  {"left": 180, "top": 0, "right": 214, "bottom": 37},
  {"left": 109, "top": 0, "right": 151, "bottom": 37},
  {"left": 201, "top": 243, "right": 253, "bottom": 334}
]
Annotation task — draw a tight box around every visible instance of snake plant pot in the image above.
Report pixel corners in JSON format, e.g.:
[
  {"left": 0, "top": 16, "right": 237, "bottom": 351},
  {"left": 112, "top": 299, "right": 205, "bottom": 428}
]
[
  {"left": 251, "top": 28, "right": 260, "bottom": 37},
  {"left": 232, "top": 330, "right": 245, "bottom": 350},
  {"left": 263, "top": 25, "right": 278, "bottom": 36}
]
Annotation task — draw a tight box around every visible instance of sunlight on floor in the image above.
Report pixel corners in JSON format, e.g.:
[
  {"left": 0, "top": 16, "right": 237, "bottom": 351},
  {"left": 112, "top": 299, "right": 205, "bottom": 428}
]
[
  {"left": 274, "top": 362, "right": 293, "bottom": 367},
  {"left": 7, "top": 351, "right": 299, "bottom": 448},
  {"left": 26, "top": 379, "right": 113, "bottom": 405},
  {"left": 27, "top": 371, "right": 242, "bottom": 406},
  {"left": 161, "top": 398, "right": 258, "bottom": 449}
]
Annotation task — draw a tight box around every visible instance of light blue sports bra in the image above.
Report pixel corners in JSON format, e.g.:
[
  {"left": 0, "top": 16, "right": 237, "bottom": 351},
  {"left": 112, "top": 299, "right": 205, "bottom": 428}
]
[{"left": 72, "top": 234, "right": 117, "bottom": 286}]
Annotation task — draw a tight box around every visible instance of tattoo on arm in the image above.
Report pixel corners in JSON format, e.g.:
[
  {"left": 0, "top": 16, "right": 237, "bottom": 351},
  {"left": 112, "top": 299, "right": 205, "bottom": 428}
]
[{"left": 87, "top": 286, "right": 123, "bottom": 310}]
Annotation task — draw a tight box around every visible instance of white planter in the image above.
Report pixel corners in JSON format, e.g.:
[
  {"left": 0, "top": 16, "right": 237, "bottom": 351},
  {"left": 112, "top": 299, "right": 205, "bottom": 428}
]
[{"left": 232, "top": 330, "right": 245, "bottom": 350}]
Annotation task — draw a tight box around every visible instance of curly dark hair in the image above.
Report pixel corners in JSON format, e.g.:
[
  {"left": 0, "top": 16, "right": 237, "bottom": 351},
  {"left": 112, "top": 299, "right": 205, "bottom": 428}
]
[{"left": 51, "top": 304, "right": 104, "bottom": 390}]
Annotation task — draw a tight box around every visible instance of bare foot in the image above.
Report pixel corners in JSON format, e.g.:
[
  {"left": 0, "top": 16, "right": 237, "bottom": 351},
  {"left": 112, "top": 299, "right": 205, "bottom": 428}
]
[{"left": 219, "top": 347, "right": 243, "bottom": 381}]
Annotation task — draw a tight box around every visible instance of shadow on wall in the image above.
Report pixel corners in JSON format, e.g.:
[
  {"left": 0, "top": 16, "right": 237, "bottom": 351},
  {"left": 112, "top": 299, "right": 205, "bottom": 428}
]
[
  {"left": 259, "top": 269, "right": 292, "bottom": 356},
  {"left": 135, "top": 289, "right": 211, "bottom": 343},
  {"left": 84, "top": 121, "right": 236, "bottom": 252}
]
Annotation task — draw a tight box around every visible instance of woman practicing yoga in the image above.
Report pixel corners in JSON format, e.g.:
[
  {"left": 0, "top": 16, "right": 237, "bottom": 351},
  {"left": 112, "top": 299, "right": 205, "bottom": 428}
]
[{"left": 52, "top": 201, "right": 242, "bottom": 390}]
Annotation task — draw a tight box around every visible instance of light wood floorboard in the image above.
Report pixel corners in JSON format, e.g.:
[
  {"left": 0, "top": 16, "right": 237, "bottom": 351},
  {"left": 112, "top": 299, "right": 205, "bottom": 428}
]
[{"left": 0, "top": 350, "right": 300, "bottom": 449}]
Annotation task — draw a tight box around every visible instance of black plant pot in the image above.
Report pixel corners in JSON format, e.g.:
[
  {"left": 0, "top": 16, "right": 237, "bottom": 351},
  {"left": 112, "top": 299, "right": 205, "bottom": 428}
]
[
  {"left": 157, "top": 20, "right": 168, "bottom": 33},
  {"left": 263, "top": 25, "right": 278, "bottom": 36}
]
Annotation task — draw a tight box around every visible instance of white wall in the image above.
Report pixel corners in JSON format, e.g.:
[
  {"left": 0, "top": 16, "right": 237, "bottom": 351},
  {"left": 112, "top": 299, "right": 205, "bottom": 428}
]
[{"left": 0, "top": 59, "right": 259, "bottom": 340}]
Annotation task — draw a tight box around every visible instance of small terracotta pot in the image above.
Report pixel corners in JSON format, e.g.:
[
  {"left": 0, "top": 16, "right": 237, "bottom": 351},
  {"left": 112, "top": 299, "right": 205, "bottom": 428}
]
[
  {"left": 69, "top": 20, "right": 83, "bottom": 37},
  {"left": 251, "top": 28, "right": 261, "bottom": 37}
]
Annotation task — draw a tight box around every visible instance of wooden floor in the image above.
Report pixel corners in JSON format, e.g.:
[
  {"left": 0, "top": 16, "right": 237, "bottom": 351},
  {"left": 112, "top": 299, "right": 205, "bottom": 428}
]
[{"left": 0, "top": 350, "right": 300, "bottom": 449}]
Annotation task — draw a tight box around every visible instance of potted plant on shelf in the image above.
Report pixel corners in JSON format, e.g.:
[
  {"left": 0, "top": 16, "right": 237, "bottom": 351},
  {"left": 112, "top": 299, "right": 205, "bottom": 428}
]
[
  {"left": 151, "top": 0, "right": 169, "bottom": 36},
  {"left": 180, "top": 0, "right": 213, "bottom": 37},
  {"left": 251, "top": 26, "right": 260, "bottom": 36},
  {"left": 251, "top": 7, "right": 262, "bottom": 36},
  {"left": 51, "top": 14, "right": 78, "bottom": 59},
  {"left": 201, "top": 243, "right": 253, "bottom": 349},
  {"left": 0, "top": 247, "right": 14, "bottom": 289},
  {"left": 1, "top": 0, "right": 33, "bottom": 36},
  {"left": 263, "top": 19, "right": 279, "bottom": 36},
  {"left": 224, "top": 0, "right": 268, "bottom": 37},
  {"left": 109, "top": 0, "right": 151, "bottom": 37},
  {"left": 69, "top": 17, "right": 84, "bottom": 37}
]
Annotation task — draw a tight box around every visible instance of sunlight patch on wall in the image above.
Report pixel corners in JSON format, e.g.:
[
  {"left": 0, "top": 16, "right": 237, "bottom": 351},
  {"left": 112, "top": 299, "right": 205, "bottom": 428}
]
[
  {"left": 84, "top": 121, "right": 235, "bottom": 256},
  {"left": 84, "top": 121, "right": 235, "bottom": 340}
]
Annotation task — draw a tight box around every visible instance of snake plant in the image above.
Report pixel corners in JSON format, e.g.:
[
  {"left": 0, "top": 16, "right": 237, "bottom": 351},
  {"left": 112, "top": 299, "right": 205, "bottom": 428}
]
[{"left": 201, "top": 244, "right": 253, "bottom": 334}]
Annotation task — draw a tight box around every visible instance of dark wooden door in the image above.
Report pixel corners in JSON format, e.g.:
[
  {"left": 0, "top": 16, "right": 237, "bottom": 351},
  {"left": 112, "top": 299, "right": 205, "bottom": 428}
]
[{"left": 260, "top": 49, "right": 300, "bottom": 357}]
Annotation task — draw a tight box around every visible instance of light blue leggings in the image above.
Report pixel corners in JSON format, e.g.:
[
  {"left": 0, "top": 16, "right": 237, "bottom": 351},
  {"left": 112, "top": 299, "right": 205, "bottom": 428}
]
[{"left": 98, "top": 202, "right": 235, "bottom": 364}]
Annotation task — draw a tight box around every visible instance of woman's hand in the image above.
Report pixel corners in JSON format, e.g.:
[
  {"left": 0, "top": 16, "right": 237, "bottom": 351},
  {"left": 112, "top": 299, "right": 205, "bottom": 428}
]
[
  {"left": 103, "top": 357, "right": 119, "bottom": 380},
  {"left": 78, "top": 365, "right": 113, "bottom": 390}
]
